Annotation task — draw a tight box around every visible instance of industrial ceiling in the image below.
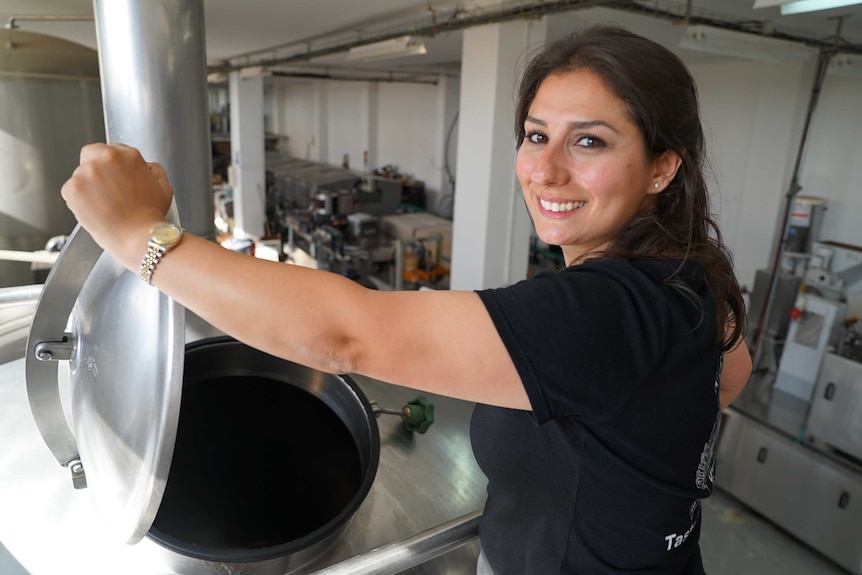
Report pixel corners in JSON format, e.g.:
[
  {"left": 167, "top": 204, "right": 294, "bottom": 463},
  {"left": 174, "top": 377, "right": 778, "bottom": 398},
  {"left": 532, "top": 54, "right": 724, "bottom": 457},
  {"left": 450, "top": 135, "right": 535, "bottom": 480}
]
[{"left": 1, "top": 0, "right": 861, "bottom": 79}]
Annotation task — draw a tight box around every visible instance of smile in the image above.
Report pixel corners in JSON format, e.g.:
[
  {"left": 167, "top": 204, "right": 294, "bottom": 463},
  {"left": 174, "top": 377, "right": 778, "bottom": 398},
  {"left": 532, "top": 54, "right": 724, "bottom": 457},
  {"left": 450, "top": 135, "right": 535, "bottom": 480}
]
[{"left": 539, "top": 198, "right": 586, "bottom": 213}]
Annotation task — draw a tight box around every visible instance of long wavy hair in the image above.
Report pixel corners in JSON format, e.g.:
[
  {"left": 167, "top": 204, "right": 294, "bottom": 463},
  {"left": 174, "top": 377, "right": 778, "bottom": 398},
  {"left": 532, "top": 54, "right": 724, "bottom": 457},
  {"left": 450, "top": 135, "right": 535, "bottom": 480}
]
[{"left": 515, "top": 25, "right": 745, "bottom": 351}]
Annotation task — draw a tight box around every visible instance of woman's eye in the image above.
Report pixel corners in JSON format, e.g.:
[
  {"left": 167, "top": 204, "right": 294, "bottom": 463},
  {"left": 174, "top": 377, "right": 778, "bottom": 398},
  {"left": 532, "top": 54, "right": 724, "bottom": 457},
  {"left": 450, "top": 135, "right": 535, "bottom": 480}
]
[
  {"left": 575, "top": 135, "right": 606, "bottom": 149},
  {"left": 524, "top": 131, "right": 546, "bottom": 145}
]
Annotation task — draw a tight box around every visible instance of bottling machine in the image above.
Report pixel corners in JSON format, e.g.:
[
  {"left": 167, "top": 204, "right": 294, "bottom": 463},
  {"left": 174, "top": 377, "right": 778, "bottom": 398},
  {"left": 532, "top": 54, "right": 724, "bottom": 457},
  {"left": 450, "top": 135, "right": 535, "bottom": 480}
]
[{"left": 720, "top": 195, "right": 862, "bottom": 573}]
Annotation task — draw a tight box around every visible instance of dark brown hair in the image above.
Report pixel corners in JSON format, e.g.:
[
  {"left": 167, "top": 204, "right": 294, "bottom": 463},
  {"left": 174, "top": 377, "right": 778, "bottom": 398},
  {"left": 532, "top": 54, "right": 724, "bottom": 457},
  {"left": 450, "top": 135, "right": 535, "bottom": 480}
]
[{"left": 515, "top": 25, "right": 745, "bottom": 351}]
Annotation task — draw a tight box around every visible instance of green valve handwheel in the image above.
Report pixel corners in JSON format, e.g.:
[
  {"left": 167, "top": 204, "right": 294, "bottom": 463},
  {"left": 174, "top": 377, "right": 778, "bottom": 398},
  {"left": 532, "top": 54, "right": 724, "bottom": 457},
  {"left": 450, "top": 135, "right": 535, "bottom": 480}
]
[{"left": 401, "top": 396, "right": 435, "bottom": 434}]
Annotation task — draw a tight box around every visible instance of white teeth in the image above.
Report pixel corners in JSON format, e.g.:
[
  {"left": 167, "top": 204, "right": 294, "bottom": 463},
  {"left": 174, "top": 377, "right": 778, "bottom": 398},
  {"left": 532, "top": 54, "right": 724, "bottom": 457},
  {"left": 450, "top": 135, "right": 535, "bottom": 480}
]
[{"left": 540, "top": 199, "right": 585, "bottom": 213}]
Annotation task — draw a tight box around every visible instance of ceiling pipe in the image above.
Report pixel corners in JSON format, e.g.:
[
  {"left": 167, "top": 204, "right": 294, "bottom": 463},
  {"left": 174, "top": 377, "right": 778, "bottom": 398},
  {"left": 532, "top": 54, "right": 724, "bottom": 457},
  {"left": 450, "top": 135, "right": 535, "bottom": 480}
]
[
  {"left": 749, "top": 17, "right": 845, "bottom": 381},
  {"left": 210, "top": 0, "right": 862, "bottom": 74},
  {"left": 210, "top": 0, "right": 620, "bottom": 73},
  {"left": 269, "top": 70, "right": 440, "bottom": 85}
]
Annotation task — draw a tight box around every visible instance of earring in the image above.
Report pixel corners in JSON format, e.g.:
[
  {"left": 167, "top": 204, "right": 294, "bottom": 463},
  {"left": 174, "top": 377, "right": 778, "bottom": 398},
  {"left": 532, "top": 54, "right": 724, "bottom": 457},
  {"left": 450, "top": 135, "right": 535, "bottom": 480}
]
[{"left": 654, "top": 182, "right": 660, "bottom": 189}]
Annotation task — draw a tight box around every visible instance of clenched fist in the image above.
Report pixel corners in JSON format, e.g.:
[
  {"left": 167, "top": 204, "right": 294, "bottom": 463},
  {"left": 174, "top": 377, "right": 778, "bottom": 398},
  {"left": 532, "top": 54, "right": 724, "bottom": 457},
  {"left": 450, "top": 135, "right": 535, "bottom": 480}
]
[{"left": 61, "top": 143, "right": 174, "bottom": 269}]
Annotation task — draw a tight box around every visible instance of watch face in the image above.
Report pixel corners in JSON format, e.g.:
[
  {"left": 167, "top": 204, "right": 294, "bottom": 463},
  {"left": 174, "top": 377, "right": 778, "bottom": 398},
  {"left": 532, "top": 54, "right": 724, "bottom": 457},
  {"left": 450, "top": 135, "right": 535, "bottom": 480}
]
[{"left": 152, "top": 224, "right": 183, "bottom": 245}]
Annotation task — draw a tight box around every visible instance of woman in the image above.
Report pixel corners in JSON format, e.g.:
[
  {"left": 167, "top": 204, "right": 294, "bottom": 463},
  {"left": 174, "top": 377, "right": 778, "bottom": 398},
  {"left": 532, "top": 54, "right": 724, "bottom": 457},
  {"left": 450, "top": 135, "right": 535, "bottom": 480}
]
[{"left": 62, "top": 25, "right": 750, "bottom": 575}]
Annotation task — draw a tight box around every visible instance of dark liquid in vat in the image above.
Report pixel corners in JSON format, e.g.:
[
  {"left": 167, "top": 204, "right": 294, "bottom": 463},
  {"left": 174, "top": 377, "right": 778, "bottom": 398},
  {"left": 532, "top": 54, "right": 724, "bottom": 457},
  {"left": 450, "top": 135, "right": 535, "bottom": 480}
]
[{"left": 150, "top": 374, "right": 362, "bottom": 551}]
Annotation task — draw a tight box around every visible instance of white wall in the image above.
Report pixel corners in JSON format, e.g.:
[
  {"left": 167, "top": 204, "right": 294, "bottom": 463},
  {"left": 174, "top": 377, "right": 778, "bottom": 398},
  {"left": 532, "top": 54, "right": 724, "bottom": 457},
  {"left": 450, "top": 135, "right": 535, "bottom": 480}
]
[
  {"left": 275, "top": 81, "right": 318, "bottom": 161},
  {"left": 270, "top": 77, "right": 458, "bottom": 213},
  {"left": 691, "top": 59, "right": 813, "bottom": 291},
  {"left": 690, "top": 57, "right": 862, "bottom": 303},
  {"left": 376, "top": 82, "right": 440, "bottom": 189},
  {"left": 326, "top": 81, "right": 368, "bottom": 170},
  {"left": 797, "top": 72, "right": 862, "bottom": 247},
  {"left": 267, "top": 25, "right": 862, "bottom": 301}
]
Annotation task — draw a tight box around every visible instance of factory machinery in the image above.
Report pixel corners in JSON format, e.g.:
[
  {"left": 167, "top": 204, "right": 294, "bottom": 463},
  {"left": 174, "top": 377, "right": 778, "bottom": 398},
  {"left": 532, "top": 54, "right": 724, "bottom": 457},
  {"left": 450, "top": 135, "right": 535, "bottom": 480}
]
[
  {"left": 719, "top": 197, "right": 862, "bottom": 573},
  {"left": 262, "top": 151, "right": 451, "bottom": 291}
]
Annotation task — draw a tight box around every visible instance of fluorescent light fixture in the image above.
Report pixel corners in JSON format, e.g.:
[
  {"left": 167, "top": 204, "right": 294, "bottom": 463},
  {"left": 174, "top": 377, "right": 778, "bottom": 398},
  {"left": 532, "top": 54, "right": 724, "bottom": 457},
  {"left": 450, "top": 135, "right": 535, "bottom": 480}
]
[
  {"left": 753, "top": 0, "right": 862, "bottom": 12},
  {"left": 346, "top": 36, "right": 427, "bottom": 62},
  {"left": 780, "top": 0, "right": 862, "bottom": 15},
  {"left": 679, "top": 25, "right": 812, "bottom": 63},
  {"left": 752, "top": 0, "right": 792, "bottom": 7},
  {"left": 239, "top": 65, "right": 271, "bottom": 79},
  {"left": 207, "top": 72, "right": 228, "bottom": 84}
]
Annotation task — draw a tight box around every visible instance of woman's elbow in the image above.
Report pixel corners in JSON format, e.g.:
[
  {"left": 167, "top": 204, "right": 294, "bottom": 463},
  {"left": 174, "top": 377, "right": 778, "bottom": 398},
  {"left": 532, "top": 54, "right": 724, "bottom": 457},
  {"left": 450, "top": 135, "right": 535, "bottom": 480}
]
[{"left": 719, "top": 342, "right": 752, "bottom": 409}]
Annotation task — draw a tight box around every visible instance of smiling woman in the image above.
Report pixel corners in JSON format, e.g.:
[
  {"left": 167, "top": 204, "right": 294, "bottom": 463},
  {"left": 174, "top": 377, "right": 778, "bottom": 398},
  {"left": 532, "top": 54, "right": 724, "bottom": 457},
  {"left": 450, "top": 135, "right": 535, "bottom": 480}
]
[
  {"left": 516, "top": 70, "right": 681, "bottom": 261},
  {"left": 60, "top": 24, "right": 750, "bottom": 575}
]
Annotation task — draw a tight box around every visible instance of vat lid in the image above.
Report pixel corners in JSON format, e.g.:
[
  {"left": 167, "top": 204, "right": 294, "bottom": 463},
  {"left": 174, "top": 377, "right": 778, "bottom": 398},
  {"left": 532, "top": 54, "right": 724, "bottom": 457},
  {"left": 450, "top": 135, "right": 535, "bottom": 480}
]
[{"left": 26, "top": 224, "right": 185, "bottom": 545}]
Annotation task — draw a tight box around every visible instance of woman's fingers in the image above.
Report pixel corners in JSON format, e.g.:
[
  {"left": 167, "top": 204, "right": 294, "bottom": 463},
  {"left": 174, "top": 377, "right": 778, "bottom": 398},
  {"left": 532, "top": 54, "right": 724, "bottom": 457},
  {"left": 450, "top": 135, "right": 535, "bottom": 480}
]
[{"left": 62, "top": 143, "right": 173, "bottom": 259}]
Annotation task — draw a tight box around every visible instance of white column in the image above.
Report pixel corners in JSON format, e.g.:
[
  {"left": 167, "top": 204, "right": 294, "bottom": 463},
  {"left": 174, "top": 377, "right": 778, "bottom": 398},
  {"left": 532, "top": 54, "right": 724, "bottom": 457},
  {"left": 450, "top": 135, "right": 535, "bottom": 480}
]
[
  {"left": 229, "top": 70, "right": 265, "bottom": 238},
  {"left": 450, "top": 18, "right": 547, "bottom": 290}
]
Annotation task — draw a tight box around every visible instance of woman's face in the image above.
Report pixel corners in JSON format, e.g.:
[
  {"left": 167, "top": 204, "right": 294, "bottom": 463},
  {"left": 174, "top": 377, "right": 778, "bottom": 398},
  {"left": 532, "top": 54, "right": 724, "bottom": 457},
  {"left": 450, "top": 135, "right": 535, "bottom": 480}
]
[{"left": 516, "top": 69, "right": 670, "bottom": 264}]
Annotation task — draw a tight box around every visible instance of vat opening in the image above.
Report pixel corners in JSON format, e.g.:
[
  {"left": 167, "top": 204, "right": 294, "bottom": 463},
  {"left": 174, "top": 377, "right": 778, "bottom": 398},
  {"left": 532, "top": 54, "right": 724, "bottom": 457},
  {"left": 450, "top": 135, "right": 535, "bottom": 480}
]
[{"left": 149, "top": 373, "right": 363, "bottom": 556}]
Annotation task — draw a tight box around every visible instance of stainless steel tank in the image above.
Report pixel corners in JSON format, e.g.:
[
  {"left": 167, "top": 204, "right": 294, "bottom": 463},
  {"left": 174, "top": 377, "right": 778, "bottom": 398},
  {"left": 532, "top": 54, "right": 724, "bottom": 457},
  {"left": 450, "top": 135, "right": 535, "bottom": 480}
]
[
  {"left": 150, "top": 337, "right": 380, "bottom": 572},
  {"left": 0, "top": 31, "right": 104, "bottom": 287},
  {"left": 12, "top": 3, "right": 485, "bottom": 573}
]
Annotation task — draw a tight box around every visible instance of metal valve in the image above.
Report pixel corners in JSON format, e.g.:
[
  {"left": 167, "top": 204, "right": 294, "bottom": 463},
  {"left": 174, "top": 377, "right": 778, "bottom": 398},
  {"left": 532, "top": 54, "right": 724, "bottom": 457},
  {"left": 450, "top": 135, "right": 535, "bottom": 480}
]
[{"left": 372, "top": 395, "right": 435, "bottom": 434}]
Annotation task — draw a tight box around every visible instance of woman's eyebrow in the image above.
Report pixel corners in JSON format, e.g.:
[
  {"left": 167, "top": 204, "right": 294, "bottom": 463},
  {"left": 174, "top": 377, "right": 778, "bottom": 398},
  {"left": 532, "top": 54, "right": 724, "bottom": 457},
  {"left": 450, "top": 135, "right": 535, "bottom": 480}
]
[{"left": 525, "top": 115, "right": 618, "bottom": 134}]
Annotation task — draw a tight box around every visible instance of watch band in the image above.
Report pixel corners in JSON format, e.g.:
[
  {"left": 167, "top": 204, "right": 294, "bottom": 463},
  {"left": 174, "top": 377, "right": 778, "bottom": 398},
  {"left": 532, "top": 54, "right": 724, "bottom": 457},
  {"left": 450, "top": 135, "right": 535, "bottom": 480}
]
[
  {"left": 138, "top": 224, "right": 184, "bottom": 285},
  {"left": 139, "top": 240, "right": 168, "bottom": 284}
]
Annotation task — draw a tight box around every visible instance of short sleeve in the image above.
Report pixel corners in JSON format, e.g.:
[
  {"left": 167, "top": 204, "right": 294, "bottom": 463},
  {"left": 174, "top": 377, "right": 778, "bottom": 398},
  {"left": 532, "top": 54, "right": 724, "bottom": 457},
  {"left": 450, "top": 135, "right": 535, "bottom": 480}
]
[{"left": 477, "top": 260, "right": 680, "bottom": 424}]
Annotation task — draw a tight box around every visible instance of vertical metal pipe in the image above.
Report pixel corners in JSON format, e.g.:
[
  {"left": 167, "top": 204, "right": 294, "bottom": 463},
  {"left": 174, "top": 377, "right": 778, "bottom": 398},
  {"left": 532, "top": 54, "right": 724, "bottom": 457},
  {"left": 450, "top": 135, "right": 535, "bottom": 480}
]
[
  {"left": 92, "top": 0, "right": 214, "bottom": 238},
  {"left": 750, "top": 49, "right": 835, "bottom": 376}
]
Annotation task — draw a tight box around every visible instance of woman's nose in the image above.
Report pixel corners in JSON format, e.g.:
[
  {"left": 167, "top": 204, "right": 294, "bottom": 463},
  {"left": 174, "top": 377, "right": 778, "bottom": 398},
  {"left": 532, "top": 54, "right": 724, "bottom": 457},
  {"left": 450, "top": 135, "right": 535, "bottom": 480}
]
[{"left": 530, "top": 145, "right": 568, "bottom": 186}]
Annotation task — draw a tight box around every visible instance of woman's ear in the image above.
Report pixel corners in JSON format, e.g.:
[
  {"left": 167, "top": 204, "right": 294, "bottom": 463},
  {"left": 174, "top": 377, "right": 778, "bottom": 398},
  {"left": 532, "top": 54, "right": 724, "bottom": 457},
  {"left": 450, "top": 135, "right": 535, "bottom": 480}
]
[{"left": 648, "top": 150, "right": 683, "bottom": 194}]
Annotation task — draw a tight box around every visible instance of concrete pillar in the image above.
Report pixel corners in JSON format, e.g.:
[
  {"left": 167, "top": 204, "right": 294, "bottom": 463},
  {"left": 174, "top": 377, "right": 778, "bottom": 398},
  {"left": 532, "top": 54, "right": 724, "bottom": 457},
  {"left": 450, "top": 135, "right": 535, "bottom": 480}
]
[
  {"left": 229, "top": 71, "right": 265, "bottom": 238},
  {"left": 450, "top": 18, "right": 547, "bottom": 290}
]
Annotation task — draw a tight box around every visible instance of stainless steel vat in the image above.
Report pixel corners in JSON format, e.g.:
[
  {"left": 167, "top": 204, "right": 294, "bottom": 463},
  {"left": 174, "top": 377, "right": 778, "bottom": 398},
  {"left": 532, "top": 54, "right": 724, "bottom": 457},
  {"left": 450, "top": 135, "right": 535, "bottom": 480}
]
[
  {"left": 22, "top": 223, "right": 385, "bottom": 572},
  {"left": 0, "top": 354, "right": 486, "bottom": 575},
  {"left": 149, "top": 337, "right": 380, "bottom": 573},
  {"left": 7, "top": 2, "right": 486, "bottom": 571},
  {"left": 0, "top": 31, "right": 104, "bottom": 287}
]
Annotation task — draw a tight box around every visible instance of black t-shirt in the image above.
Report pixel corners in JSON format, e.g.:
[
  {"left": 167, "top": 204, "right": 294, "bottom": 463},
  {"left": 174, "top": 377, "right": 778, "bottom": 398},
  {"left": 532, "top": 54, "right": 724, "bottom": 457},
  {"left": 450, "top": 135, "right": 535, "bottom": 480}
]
[{"left": 472, "top": 258, "right": 722, "bottom": 574}]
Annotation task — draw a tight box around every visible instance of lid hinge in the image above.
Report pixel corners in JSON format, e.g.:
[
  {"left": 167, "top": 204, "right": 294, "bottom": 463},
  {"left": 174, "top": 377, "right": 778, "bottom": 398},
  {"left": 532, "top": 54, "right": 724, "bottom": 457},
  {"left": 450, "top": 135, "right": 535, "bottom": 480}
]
[
  {"left": 67, "top": 458, "right": 87, "bottom": 489},
  {"left": 34, "top": 333, "right": 76, "bottom": 361}
]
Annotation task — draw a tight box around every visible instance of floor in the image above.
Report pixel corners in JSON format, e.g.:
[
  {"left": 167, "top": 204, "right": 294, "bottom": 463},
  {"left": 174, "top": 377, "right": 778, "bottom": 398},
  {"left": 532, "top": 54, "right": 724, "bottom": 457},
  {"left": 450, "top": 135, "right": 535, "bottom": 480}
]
[
  {"left": 0, "top": 488, "right": 849, "bottom": 575},
  {"left": 700, "top": 489, "right": 848, "bottom": 575}
]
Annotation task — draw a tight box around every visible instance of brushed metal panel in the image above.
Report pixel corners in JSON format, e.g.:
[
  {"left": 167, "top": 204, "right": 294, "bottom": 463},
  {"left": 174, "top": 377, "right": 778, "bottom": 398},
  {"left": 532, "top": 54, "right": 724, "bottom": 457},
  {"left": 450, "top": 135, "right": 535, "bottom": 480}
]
[
  {"left": 714, "top": 407, "right": 744, "bottom": 491},
  {"left": 731, "top": 417, "right": 862, "bottom": 573},
  {"left": 808, "top": 353, "right": 862, "bottom": 461}
]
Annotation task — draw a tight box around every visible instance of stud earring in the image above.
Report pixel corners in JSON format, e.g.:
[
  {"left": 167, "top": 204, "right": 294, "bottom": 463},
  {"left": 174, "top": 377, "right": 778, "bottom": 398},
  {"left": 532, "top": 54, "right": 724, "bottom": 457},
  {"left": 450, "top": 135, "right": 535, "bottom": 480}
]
[{"left": 654, "top": 182, "right": 660, "bottom": 189}]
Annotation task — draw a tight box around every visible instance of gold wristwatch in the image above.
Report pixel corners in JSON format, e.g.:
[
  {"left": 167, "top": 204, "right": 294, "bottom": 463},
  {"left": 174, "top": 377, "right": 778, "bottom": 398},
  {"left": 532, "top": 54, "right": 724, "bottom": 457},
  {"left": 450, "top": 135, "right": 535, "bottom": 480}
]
[{"left": 139, "top": 223, "right": 184, "bottom": 284}]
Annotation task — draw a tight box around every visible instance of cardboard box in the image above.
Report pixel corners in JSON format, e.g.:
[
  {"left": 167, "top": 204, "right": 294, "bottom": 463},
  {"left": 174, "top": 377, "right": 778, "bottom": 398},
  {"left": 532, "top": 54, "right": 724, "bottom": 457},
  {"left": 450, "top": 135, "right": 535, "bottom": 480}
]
[{"left": 381, "top": 213, "right": 453, "bottom": 266}]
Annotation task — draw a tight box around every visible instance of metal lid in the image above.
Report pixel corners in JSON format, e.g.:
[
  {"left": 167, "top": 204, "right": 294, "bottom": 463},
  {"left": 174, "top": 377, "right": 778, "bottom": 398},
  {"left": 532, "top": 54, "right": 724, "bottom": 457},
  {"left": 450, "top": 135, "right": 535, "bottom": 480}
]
[
  {"left": 72, "top": 251, "right": 185, "bottom": 544},
  {"left": 26, "top": 225, "right": 185, "bottom": 545}
]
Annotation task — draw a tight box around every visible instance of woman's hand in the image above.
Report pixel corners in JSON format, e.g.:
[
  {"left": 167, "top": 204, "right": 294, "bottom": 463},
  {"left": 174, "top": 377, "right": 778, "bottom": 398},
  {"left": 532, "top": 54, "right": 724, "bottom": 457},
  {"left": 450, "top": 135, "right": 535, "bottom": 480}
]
[{"left": 60, "top": 143, "right": 174, "bottom": 268}]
